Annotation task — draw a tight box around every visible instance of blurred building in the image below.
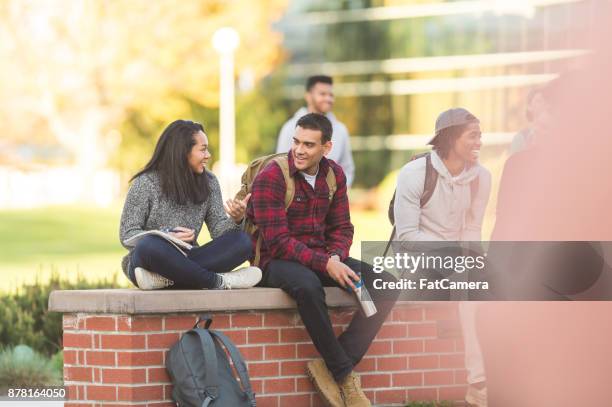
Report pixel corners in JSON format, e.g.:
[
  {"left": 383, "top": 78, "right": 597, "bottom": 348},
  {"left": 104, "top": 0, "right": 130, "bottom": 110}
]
[{"left": 274, "top": 0, "right": 594, "bottom": 187}]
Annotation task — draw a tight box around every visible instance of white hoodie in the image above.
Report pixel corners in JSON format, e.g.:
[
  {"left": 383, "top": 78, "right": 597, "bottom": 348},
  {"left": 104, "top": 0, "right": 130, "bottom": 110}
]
[
  {"left": 276, "top": 107, "right": 355, "bottom": 187},
  {"left": 393, "top": 150, "right": 491, "bottom": 242}
]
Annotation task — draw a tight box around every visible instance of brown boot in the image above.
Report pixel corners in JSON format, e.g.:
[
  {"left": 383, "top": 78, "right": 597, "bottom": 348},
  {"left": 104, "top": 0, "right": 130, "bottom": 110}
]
[
  {"left": 306, "top": 359, "right": 343, "bottom": 407},
  {"left": 339, "top": 371, "right": 371, "bottom": 407}
]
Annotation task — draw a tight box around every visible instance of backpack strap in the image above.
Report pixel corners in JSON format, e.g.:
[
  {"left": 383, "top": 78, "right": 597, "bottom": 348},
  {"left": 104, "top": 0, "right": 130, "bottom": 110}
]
[
  {"left": 325, "top": 166, "right": 337, "bottom": 202},
  {"left": 209, "top": 330, "right": 257, "bottom": 407},
  {"left": 420, "top": 153, "right": 438, "bottom": 208},
  {"left": 189, "top": 329, "right": 219, "bottom": 405},
  {"left": 272, "top": 156, "right": 295, "bottom": 210}
]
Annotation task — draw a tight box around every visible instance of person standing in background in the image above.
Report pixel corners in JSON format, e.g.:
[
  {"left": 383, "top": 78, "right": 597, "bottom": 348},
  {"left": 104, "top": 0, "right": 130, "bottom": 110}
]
[{"left": 276, "top": 75, "right": 355, "bottom": 187}]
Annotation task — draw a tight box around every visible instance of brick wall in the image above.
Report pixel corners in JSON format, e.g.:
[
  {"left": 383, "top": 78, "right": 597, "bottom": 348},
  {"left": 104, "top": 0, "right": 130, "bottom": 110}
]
[{"left": 62, "top": 303, "right": 467, "bottom": 406}]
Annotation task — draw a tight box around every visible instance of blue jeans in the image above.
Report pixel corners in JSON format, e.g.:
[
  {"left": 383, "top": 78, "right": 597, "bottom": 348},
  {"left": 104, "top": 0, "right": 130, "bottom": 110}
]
[{"left": 128, "top": 230, "right": 253, "bottom": 289}]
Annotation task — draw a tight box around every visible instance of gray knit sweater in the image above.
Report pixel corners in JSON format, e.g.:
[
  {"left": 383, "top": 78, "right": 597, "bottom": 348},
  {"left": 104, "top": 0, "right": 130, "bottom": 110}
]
[{"left": 119, "top": 170, "right": 239, "bottom": 274}]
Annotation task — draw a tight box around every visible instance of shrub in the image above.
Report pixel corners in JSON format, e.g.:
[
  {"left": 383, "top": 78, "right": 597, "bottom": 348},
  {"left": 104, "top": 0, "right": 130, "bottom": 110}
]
[
  {"left": 0, "top": 273, "right": 121, "bottom": 356},
  {"left": 0, "top": 345, "right": 61, "bottom": 388}
]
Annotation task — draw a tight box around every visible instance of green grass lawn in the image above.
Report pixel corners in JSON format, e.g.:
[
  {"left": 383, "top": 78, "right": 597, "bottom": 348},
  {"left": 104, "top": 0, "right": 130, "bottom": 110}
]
[
  {"left": 0, "top": 206, "right": 127, "bottom": 292},
  {"left": 0, "top": 205, "right": 395, "bottom": 292}
]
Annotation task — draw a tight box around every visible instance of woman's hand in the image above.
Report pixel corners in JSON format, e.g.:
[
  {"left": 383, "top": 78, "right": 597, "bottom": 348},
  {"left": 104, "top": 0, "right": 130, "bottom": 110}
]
[
  {"left": 224, "top": 193, "right": 251, "bottom": 224},
  {"left": 169, "top": 226, "right": 195, "bottom": 243}
]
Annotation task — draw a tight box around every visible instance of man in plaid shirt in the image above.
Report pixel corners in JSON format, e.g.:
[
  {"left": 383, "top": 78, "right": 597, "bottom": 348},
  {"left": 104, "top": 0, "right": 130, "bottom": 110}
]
[{"left": 247, "top": 113, "right": 397, "bottom": 407}]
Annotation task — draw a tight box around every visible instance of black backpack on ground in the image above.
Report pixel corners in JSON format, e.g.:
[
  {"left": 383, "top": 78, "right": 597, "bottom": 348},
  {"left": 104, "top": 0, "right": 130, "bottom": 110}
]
[
  {"left": 166, "top": 315, "right": 256, "bottom": 407},
  {"left": 383, "top": 152, "right": 479, "bottom": 256}
]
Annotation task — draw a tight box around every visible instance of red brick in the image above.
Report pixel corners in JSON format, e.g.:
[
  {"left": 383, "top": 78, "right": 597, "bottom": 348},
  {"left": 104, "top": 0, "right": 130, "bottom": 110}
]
[
  {"left": 377, "top": 356, "right": 407, "bottom": 371},
  {"left": 424, "top": 339, "right": 456, "bottom": 353},
  {"left": 330, "top": 311, "right": 354, "bottom": 324},
  {"left": 392, "top": 306, "right": 423, "bottom": 321},
  {"left": 148, "top": 367, "right": 171, "bottom": 383},
  {"left": 455, "top": 338, "right": 465, "bottom": 352},
  {"left": 376, "top": 324, "right": 406, "bottom": 339},
  {"left": 365, "top": 340, "right": 392, "bottom": 356},
  {"left": 279, "top": 394, "right": 311, "bottom": 407},
  {"left": 425, "top": 304, "right": 458, "bottom": 320},
  {"left": 221, "top": 329, "right": 247, "bottom": 345},
  {"left": 281, "top": 359, "right": 307, "bottom": 376},
  {"left": 361, "top": 373, "right": 391, "bottom": 388},
  {"left": 297, "top": 343, "right": 318, "bottom": 358},
  {"left": 163, "top": 315, "right": 197, "bottom": 331},
  {"left": 393, "top": 372, "right": 423, "bottom": 387},
  {"left": 438, "top": 385, "right": 468, "bottom": 401},
  {"left": 280, "top": 327, "right": 310, "bottom": 342},
  {"left": 102, "top": 368, "right": 147, "bottom": 384},
  {"left": 117, "top": 385, "right": 164, "bottom": 401},
  {"left": 264, "top": 377, "right": 295, "bottom": 393},
  {"left": 86, "top": 385, "right": 117, "bottom": 401},
  {"left": 163, "top": 384, "right": 174, "bottom": 400},
  {"left": 65, "top": 366, "right": 92, "bottom": 382},
  {"left": 296, "top": 376, "right": 313, "bottom": 392},
  {"left": 117, "top": 351, "right": 164, "bottom": 367},
  {"left": 354, "top": 357, "right": 376, "bottom": 373},
  {"left": 409, "top": 355, "right": 439, "bottom": 369},
  {"left": 264, "top": 312, "right": 297, "bottom": 327},
  {"left": 208, "top": 314, "right": 231, "bottom": 329},
  {"left": 147, "top": 333, "right": 180, "bottom": 349},
  {"left": 94, "top": 334, "right": 101, "bottom": 349},
  {"left": 311, "top": 393, "right": 327, "bottom": 407},
  {"left": 256, "top": 395, "right": 279, "bottom": 407},
  {"left": 250, "top": 379, "right": 263, "bottom": 394},
  {"left": 101, "top": 334, "right": 146, "bottom": 349},
  {"left": 455, "top": 368, "right": 468, "bottom": 384},
  {"left": 406, "top": 387, "right": 437, "bottom": 401},
  {"left": 63, "top": 350, "right": 78, "bottom": 365},
  {"left": 64, "top": 333, "right": 93, "bottom": 348},
  {"left": 248, "top": 361, "right": 279, "bottom": 378},
  {"left": 264, "top": 344, "right": 296, "bottom": 360},
  {"left": 239, "top": 345, "right": 264, "bottom": 361},
  {"left": 425, "top": 370, "right": 454, "bottom": 386},
  {"left": 232, "top": 313, "right": 263, "bottom": 328},
  {"left": 85, "top": 316, "right": 116, "bottom": 331},
  {"left": 65, "top": 385, "right": 78, "bottom": 400},
  {"left": 63, "top": 315, "right": 78, "bottom": 330},
  {"left": 439, "top": 354, "right": 464, "bottom": 368},
  {"left": 408, "top": 323, "right": 438, "bottom": 337},
  {"left": 248, "top": 329, "right": 279, "bottom": 344},
  {"left": 93, "top": 367, "right": 101, "bottom": 382},
  {"left": 375, "top": 389, "right": 406, "bottom": 405},
  {"left": 393, "top": 339, "right": 424, "bottom": 354},
  {"left": 117, "top": 316, "right": 162, "bottom": 332},
  {"left": 86, "top": 350, "right": 116, "bottom": 366}
]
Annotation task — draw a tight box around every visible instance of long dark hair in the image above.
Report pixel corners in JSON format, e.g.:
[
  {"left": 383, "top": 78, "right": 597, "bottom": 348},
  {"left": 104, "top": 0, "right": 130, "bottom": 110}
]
[{"left": 131, "top": 120, "right": 210, "bottom": 205}]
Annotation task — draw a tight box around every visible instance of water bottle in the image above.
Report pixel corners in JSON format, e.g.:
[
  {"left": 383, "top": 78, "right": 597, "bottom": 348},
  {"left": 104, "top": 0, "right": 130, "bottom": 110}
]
[{"left": 347, "top": 275, "right": 377, "bottom": 317}]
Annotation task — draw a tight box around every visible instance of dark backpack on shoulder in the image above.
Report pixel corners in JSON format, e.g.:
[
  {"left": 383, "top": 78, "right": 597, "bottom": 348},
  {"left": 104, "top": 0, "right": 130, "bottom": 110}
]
[
  {"left": 166, "top": 315, "right": 256, "bottom": 407},
  {"left": 383, "top": 152, "right": 479, "bottom": 255}
]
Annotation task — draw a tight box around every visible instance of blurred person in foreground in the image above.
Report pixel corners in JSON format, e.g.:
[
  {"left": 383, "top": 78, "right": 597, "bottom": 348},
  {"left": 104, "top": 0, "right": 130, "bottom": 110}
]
[
  {"left": 393, "top": 108, "right": 492, "bottom": 407},
  {"left": 276, "top": 75, "right": 355, "bottom": 187},
  {"left": 249, "top": 113, "right": 398, "bottom": 407},
  {"left": 482, "top": 14, "right": 612, "bottom": 404},
  {"left": 119, "top": 120, "right": 261, "bottom": 290}
]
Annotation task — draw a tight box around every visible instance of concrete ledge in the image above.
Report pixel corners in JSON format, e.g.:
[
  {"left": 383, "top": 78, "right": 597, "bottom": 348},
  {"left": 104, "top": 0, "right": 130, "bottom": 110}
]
[{"left": 49, "top": 287, "right": 357, "bottom": 314}]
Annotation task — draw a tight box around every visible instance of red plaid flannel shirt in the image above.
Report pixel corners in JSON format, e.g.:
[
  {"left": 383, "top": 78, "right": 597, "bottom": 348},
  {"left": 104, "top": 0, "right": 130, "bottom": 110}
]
[{"left": 247, "top": 152, "right": 354, "bottom": 273}]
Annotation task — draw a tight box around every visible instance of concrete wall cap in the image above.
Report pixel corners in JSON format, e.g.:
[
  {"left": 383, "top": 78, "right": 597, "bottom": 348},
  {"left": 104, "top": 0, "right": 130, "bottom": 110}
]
[{"left": 48, "top": 287, "right": 360, "bottom": 314}]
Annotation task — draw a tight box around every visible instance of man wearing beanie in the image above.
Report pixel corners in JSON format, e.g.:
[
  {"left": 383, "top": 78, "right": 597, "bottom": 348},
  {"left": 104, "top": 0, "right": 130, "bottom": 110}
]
[{"left": 393, "top": 108, "right": 492, "bottom": 407}]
